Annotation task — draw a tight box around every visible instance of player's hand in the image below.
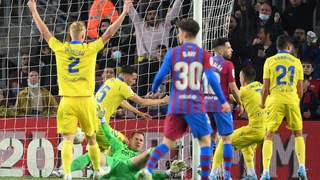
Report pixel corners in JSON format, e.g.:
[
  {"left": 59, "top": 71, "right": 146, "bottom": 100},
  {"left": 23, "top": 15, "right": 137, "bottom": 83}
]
[
  {"left": 221, "top": 102, "right": 231, "bottom": 113},
  {"left": 96, "top": 103, "right": 107, "bottom": 120},
  {"left": 257, "top": 49, "right": 266, "bottom": 57},
  {"left": 237, "top": 104, "right": 244, "bottom": 117},
  {"left": 170, "top": 160, "right": 187, "bottom": 173},
  {"left": 259, "top": 102, "right": 265, "bottom": 109},
  {"left": 27, "top": 0, "right": 37, "bottom": 14},
  {"left": 137, "top": 112, "right": 152, "bottom": 120},
  {"left": 161, "top": 95, "right": 170, "bottom": 104},
  {"left": 303, "top": 109, "right": 311, "bottom": 118},
  {"left": 122, "top": 0, "right": 133, "bottom": 14}
]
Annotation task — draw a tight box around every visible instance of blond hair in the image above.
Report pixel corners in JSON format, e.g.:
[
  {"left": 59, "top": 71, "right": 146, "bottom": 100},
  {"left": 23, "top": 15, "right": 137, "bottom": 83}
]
[{"left": 69, "top": 21, "right": 86, "bottom": 39}]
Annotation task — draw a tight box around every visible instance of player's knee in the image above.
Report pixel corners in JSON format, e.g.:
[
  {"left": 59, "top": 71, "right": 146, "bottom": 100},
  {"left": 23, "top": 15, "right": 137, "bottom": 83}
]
[{"left": 293, "top": 130, "right": 303, "bottom": 137}]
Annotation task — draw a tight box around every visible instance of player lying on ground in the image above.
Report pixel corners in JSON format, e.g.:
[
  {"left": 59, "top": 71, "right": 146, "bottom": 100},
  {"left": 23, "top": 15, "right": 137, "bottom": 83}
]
[
  {"left": 96, "top": 104, "right": 187, "bottom": 179},
  {"left": 210, "top": 67, "right": 267, "bottom": 180},
  {"left": 53, "top": 66, "right": 170, "bottom": 177}
]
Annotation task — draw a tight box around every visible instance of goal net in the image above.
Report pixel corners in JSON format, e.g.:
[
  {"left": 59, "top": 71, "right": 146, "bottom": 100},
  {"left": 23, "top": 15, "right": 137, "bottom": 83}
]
[{"left": 0, "top": 0, "right": 234, "bottom": 178}]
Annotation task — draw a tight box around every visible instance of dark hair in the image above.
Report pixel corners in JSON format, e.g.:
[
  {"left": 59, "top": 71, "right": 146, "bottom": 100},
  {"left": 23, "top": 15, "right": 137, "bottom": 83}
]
[
  {"left": 276, "top": 35, "right": 293, "bottom": 50},
  {"left": 176, "top": 19, "right": 200, "bottom": 38},
  {"left": 241, "top": 67, "right": 256, "bottom": 82},
  {"left": 131, "top": 131, "right": 145, "bottom": 140},
  {"left": 260, "top": 26, "right": 274, "bottom": 42},
  {"left": 146, "top": 6, "right": 158, "bottom": 13},
  {"left": 29, "top": 68, "right": 39, "bottom": 75},
  {"left": 301, "top": 58, "right": 313, "bottom": 66},
  {"left": 98, "top": 19, "right": 112, "bottom": 36},
  {"left": 120, "top": 65, "right": 135, "bottom": 75},
  {"left": 212, "top": 37, "right": 230, "bottom": 49},
  {"left": 156, "top": 44, "right": 167, "bottom": 50}
]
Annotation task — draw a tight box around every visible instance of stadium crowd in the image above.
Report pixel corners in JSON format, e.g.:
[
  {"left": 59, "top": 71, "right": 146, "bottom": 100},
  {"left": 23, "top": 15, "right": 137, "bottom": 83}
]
[{"left": 0, "top": 0, "right": 320, "bottom": 121}]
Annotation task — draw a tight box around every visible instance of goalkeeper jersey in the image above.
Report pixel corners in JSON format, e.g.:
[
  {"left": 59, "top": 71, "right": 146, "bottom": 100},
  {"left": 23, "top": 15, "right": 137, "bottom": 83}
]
[{"left": 101, "top": 124, "right": 167, "bottom": 179}]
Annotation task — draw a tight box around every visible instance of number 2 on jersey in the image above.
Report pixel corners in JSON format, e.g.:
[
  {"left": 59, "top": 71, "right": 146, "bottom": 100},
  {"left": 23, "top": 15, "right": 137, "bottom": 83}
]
[
  {"left": 68, "top": 57, "right": 80, "bottom": 73},
  {"left": 174, "top": 62, "right": 203, "bottom": 90},
  {"left": 276, "top": 65, "right": 295, "bottom": 86}
]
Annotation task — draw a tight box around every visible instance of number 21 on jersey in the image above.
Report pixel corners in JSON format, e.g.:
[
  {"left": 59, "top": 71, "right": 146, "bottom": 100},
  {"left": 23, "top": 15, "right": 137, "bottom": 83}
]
[{"left": 276, "top": 65, "right": 295, "bottom": 86}]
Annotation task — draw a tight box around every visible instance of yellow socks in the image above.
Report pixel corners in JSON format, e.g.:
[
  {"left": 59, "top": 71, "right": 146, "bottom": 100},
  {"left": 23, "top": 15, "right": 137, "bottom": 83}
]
[
  {"left": 212, "top": 139, "right": 223, "bottom": 169},
  {"left": 262, "top": 140, "right": 273, "bottom": 170},
  {"left": 62, "top": 140, "right": 73, "bottom": 174},
  {"left": 88, "top": 143, "right": 101, "bottom": 171},
  {"left": 295, "top": 136, "right": 306, "bottom": 164}
]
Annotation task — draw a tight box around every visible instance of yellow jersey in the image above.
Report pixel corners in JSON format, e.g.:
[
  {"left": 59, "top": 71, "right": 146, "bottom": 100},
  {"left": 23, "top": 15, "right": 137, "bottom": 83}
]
[
  {"left": 49, "top": 37, "right": 104, "bottom": 96},
  {"left": 263, "top": 50, "right": 303, "bottom": 104},
  {"left": 239, "top": 81, "right": 266, "bottom": 128},
  {"left": 95, "top": 77, "right": 135, "bottom": 123}
]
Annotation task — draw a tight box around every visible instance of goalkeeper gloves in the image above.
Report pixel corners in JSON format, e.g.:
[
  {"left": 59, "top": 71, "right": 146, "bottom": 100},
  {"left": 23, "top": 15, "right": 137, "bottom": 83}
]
[
  {"left": 165, "top": 160, "right": 187, "bottom": 176},
  {"left": 96, "top": 103, "right": 107, "bottom": 124}
]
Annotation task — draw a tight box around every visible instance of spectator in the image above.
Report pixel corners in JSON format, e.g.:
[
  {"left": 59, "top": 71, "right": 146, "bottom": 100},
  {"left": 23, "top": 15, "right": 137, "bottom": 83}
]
[
  {"left": 227, "top": 0, "right": 248, "bottom": 87},
  {"left": 98, "top": 19, "right": 121, "bottom": 48},
  {"left": 301, "top": 58, "right": 320, "bottom": 98},
  {"left": 15, "top": 69, "right": 58, "bottom": 116},
  {"left": 301, "top": 74, "right": 319, "bottom": 120},
  {"left": 35, "top": 36, "right": 58, "bottom": 95},
  {"left": 9, "top": 52, "right": 30, "bottom": 90},
  {"left": 95, "top": 65, "right": 116, "bottom": 92},
  {"left": 0, "top": 88, "right": 14, "bottom": 116},
  {"left": 293, "top": 28, "right": 306, "bottom": 43},
  {"left": 303, "top": 34, "right": 320, "bottom": 78},
  {"left": 247, "top": 3, "right": 283, "bottom": 46},
  {"left": 126, "top": 0, "right": 182, "bottom": 61},
  {"left": 8, "top": 80, "right": 19, "bottom": 106},
  {"left": 126, "top": 0, "right": 182, "bottom": 95},
  {"left": 246, "top": 26, "right": 277, "bottom": 83},
  {"left": 247, "top": 0, "right": 277, "bottom": 23},
  {"left": 281, "top": 0, "right": 316, "bottom": 36},
  {"left": 292, "top": 36, "right": 303, "bottom": 59}
]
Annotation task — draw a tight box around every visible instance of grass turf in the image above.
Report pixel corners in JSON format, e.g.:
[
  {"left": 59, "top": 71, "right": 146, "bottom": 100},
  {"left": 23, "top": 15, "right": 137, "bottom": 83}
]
[{"left": 0, "top": 178, "right": 184, "bottom": 180}]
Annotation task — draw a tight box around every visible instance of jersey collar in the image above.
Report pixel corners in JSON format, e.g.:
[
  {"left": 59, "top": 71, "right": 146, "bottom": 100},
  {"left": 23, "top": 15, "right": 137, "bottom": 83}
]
[
  {"left": 277, "top": 50, "right": 289, "bottom": 54},
  {"left": 69, "top": 40, "right": 83, "bottom": 44},
  {"left": 117, "top": 76, "right": 124, "bottom": 82}
]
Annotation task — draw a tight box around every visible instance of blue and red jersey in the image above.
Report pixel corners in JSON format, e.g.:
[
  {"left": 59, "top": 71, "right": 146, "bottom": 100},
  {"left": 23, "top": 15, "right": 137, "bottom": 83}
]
[
  {"left": 152, "top": 42, "right": 227, "bottom": 114},
  {"left": 203, "top": 56, "right": 235, "bottom": 112}
]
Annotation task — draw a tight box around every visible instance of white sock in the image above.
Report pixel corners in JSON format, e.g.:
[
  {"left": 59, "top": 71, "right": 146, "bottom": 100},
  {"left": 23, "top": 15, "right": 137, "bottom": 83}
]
[
  {"left": 246, "top": 168, "right": 255, "bottom": 176},
  {"left": 263, "top": 169, "right": 269, "bottom": 174},
  {"left": 210, "top": 168, "right": 218, "bottom": 176},
  {"left": 299, "top": 164, "right": 305, "bottom": 169}
]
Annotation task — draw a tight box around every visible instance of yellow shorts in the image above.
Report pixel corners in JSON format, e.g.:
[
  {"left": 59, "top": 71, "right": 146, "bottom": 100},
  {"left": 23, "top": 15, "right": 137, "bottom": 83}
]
[
  {"left": 266, "top": 103, "right": 302, "bottom": 132},
  {"left": 232, "top": 125, "right": 265, "bottom": 150},
  {"left": 57, "top": 96, "right": 99, "bottom": 136}
]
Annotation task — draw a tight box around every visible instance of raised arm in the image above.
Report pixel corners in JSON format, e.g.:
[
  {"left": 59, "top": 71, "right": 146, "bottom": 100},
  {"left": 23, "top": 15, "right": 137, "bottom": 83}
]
[
  {"left": 27, "top": 0, "right": 52, "bottom": 42},
  {"left": 124, "top": 0, "right": 143, "bottom": 24},
  {"left": 101, "top": 0, "right": 133, "bottom": 44},
  {"left": 165, "top": 0, "right": 183, "bottom": 27}
]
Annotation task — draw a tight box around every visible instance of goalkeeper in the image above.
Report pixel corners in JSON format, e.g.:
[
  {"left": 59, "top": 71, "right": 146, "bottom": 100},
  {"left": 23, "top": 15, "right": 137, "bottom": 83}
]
[{"left": 97, "top": 104, "right": 187, "bottom": 179}]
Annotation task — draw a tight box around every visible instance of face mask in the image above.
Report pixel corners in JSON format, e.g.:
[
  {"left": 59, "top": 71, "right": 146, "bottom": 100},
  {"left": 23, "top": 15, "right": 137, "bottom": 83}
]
[
  {"left": 28, "top": 82, "right": 39, "bottom": 88},
  {"left": 113, "top": 51, "right": 122, "bottom": 59},
  {"left": 259, "top": 14, "right": 269, "bottom": 21},
  {"left": 12, "top": 87, "right": 19, "bottom": 94}
]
